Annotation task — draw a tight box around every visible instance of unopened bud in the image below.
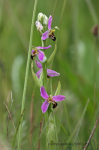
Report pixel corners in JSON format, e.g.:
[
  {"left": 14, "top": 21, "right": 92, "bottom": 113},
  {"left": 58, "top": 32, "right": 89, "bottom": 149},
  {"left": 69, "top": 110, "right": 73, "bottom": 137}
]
[
  {"left": 37, "top": 12, "right": 48, "bottom": 26},
  {"left": 35, "top": 21, "right": 43, "bottom": 31},
  {"left": 43, "top": 14, "right": 48, "bottom": 25},
  {"left": 37, "top": 13, "right": 44, "bottom": 22}
]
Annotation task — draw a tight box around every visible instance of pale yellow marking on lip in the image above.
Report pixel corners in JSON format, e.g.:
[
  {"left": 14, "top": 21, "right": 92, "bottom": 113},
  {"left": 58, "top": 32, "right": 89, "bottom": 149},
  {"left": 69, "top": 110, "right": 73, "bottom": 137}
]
[
  {"left": 33, "top": 49, "right": 38, "bottom": 56},
  {"left": 49, "top": 29, "right": 55, "bottom": 36},
  {"left": 47, "top": 95, "right": 55, "bottom": 104}
]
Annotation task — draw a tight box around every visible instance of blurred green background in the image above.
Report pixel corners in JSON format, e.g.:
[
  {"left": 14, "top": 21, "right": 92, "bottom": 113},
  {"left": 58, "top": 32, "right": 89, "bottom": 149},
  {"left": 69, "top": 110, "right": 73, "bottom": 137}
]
[{"left": 0, "top": 0, "right": 99, "bottom": 149}]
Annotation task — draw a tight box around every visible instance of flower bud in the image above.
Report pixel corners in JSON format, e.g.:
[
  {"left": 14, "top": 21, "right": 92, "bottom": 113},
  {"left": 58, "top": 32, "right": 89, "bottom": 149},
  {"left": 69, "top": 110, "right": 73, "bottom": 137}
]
[
  {"left": 35, "top": 21, "right": 43, "bottom": 31},
  {"left": 43, "top": 14, "right": 48, "bottom": 26},
  {"left": 37, "top": 12, "right": 48, "bottom": 26}
]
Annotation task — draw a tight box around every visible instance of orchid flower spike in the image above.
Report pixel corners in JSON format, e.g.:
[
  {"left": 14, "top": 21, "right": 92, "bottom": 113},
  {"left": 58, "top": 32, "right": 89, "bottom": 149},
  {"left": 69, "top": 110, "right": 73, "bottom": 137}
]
[
  {"left": 40, "top": 86, "right": 66, "bottom": 113},
  {"left": 42, "top": 15, "right": 56, "bottom": 41},
  {"left": 35, "top": 60, "right": 60, "bottom": 78},
  {"left": 31, "top": 45, "right": 51, "bottom": 62}
]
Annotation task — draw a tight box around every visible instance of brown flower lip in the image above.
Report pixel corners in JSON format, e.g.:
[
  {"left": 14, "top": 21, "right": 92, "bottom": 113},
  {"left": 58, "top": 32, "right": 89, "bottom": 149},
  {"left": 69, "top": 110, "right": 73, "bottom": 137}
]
[
  {"left": 52, "top": 102, "right": 57, "bottom": 109},
  {"left": 49, "top": 32, "right": 56, "bottom": 41}
]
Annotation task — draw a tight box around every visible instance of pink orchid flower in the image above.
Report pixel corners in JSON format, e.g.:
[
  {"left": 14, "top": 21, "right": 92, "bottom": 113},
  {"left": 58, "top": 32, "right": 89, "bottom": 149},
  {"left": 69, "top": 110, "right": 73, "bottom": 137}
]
[
  {"left": 40, "top": 86, "right": 66, "bottom": 113},
  {"left": 42, "top": 15, "right": 56, "bottom": 41},
  {"left": 35, "top": 60, "right": 60, "bottom": 78},
  {"left": 31, "top": 45, "right": 51, "bottom": 62}
]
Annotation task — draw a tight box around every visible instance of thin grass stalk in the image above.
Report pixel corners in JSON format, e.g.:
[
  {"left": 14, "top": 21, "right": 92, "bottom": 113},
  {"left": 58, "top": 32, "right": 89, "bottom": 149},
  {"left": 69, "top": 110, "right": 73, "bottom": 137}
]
[
  {"left": 56, "top": 0, "right": 67, "bottom": 44},
  {"left": 17, "top": 0, "right": 38, "bottom": 149},
  {"left": 29, "top": 86, "right": 36, "bottom": 150},
  {"left": 63, "top": 101, "right": 71, "bottom": 134},
  {"left": 52, "top": 0, "right": 58, "bottom": 18},
  {"left": 55, "top": 115, "right": 68, "bottom": 135},
  {"left": 85, "top": 0, "right": 98, "bottom": 24},
  {"left": 94, "top": 84, "right": 96, "bottom": 119},
  {"left": 83, "top": 116, "right": 99, "bottom": 150},
  {"left": 93, "top": 36, "right": 98, "bottom": 149},
  {"left": 13, "top": 109, "right": 25, "bottom": 150},
  {"left": 75, "top": 98, "right": 90, "bottom": 140},
  {"left": 4, "top": 102, "right": 16, "bottom": 132},
  {"left": 93, "top": 37, "right": 98, "bottom": 83},
  {"left": 88, "top": 126, "right": 96, "bottom": 149}
]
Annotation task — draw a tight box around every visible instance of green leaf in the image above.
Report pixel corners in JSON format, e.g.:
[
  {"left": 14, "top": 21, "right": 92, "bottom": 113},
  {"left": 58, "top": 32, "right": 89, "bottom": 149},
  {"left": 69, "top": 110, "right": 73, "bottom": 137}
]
[
  {"left": 54, "top": 81, "right": 61, "bottom": 96},
  {"left": 31, "top": 62, "right": 41, "bottom": 87},
  {"left": 47, "top": 44, "right": 57, "bottom": 65},
  {"left": 55, "top": 115, "right": 68, "bottom": 135},
  {"left": 39, "top": 71, "right": 43, "bottom": 86}
]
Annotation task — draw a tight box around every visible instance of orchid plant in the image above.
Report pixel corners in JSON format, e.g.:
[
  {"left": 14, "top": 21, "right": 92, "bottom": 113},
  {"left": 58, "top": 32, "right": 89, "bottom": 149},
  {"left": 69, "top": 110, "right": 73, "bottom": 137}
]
[{"left": 30, "top": 12, "right": 66, "bottom": 149}]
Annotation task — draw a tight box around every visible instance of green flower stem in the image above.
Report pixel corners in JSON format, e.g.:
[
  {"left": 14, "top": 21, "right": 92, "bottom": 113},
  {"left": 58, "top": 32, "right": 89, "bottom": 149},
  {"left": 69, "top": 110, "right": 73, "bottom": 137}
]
[
  {"left": 41, "top": 40, "right": 47, "bottom": 90},
  {"left": 42, "top": 62, "right": 47, "bottom": 90},
  {"left": 17, "top": 0, "right": 38, "bottom": 149},
  {"left": 41, "top": 39, "right": 48, "bottom": 149},
  {"left": 50, "top": 78, "right": 52, "bottom": 95}
]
